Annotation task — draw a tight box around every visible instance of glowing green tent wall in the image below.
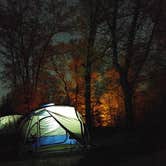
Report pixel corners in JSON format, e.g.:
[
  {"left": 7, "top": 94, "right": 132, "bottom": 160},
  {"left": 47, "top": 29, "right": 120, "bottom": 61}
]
[
  {"left": 19, "top": 105, "right": 86, "bottom": 153},
  {"left": 0, "top": 115, "right": 22, "bottom": 135}
]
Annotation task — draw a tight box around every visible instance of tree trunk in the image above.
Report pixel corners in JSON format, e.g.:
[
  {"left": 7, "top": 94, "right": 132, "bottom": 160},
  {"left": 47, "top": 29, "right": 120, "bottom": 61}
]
[
  {"left": 85, "top": 54, "right": 92, "bottom": 137},
  {"left": 120, "top": 74, "right": 134, "bottom": 129},
  {"left": 124, "top": 89, "right": 133, "bottom": 129}
]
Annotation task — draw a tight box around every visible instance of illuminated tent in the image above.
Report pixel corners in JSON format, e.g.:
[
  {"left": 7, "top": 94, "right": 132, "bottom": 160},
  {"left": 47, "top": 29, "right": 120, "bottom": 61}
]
[
  {"left": 18, "top": 103, "right": 87, "bottom": 153},
  {"left": 0, "top": 115, "right": 22, "bottom": 135}
]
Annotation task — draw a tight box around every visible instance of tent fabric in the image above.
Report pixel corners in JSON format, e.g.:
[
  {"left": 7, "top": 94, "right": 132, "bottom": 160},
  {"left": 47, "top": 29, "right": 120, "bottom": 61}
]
[
  {"left": 19, "top": 105, "right": 86, "bottom": 153},
  {"left": 47, "top": 106, "right": 85, "bottom": 139},
  {"left": 33, "top": 135, "right": 77, "bottom": 147},
  {"left": 0, "top": 115, "right": 22, "bottom": 134}
]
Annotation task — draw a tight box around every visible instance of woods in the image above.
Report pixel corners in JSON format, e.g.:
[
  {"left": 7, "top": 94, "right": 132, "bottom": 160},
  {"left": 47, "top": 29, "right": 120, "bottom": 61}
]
[{"left": 0, "top": 0, "right": 166, "bottom": 131}]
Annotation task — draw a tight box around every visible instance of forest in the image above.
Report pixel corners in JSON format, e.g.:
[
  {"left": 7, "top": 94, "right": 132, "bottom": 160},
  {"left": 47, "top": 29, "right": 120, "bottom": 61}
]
[{"left": 0, "top": 0, "right": 166, "bottom": 131}]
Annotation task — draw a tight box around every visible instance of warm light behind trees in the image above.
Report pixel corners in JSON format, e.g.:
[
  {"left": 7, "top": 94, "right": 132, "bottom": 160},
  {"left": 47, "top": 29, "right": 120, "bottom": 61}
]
[{"left": 0, "top": 0, "right": 165, "bottom": 128}]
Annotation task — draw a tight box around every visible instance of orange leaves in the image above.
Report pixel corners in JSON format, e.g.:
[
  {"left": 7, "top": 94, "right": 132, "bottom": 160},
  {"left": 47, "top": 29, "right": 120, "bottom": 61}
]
[
  {"left": 105, "top": 68, "right": 120, "bottom": 80},
  {"left": 90, "top": 68, "right": 125, "bottom": 127},
  {"left": 93, "top": 91, "right": 123, "bottom": 126},
  {"left": 9, "top": 87, "right": 43, "bottom": 114},
  {"left": 99, "top": 93, "right": 119, "bottom": 109},
  {"left": 91, "top": 72, "right": 101, "bottom": 81}
]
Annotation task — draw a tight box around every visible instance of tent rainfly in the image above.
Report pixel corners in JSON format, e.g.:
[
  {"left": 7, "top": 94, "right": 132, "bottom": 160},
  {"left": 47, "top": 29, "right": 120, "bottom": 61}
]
[{"left": 18, "top": 103, "right": 88, "bottom": 153}]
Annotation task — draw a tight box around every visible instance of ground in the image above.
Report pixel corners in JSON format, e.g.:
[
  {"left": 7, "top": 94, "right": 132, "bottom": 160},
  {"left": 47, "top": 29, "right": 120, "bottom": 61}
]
[{"left": 0, "top": 126, "right": 166, "bottom": 166}]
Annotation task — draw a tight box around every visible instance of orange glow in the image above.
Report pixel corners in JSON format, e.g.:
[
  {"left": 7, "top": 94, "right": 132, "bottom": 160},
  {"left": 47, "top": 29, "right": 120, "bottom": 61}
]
[{"left": 11, "top": 57, "right": 125, "bottom": 127}]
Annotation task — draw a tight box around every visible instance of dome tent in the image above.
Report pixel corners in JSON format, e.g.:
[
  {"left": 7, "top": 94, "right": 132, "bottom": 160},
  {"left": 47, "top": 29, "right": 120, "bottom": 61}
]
[
  {"left": 18, "top": 103, "right": 87, "bottom": 153},
  {"left": 0, "top": 115, "right": 22, "bottom": 135},
  {"left": 0, "top": 115, "right": 23, "bottom": 151}
]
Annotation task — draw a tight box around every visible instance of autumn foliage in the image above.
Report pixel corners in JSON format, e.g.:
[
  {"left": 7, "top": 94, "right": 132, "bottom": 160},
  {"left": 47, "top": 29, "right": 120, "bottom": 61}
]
[{"left": 0, "top": 0, "right": 165, "bottom": 129}]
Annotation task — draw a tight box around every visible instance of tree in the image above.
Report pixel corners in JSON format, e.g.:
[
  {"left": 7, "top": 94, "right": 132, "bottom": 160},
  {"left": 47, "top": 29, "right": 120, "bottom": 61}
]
[
  {"left": 49, "top": 45, "right": 73, "bottom": 105},
  {"left": 0, "top": 0, "right": 70, "bottom": 111},
  {"left": 78, "top": 0, "right": 104, "bottom": 137},
  {"left": 100, "top": 0, "right": 163, "bottom": 128}
]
